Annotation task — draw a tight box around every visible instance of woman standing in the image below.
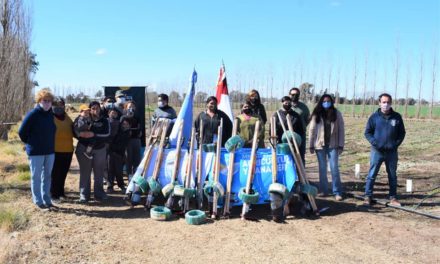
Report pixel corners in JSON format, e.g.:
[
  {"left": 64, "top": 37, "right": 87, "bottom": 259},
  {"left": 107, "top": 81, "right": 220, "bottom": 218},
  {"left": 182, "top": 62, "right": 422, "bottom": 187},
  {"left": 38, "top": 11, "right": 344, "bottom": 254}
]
[
  {"left": 246, "top": 89, "right": 267, "bottom": 125},
  {"left": 236, "top": 102, "right": 264, "bottom": 148},
  {"left": 51, "top": 97, "right": 74, "bottom": 201},
  {"left": 18, "top": 88, "right": 56, "bottom": 210},
  {"left": 194, "top": 96, "right": 232, "bottom": 147},
  {"left": 308, "top": 94, "right": 345, "bottom": 201},
  {"left": 74, "top": 101, "right": 110, "bottom": 203}
]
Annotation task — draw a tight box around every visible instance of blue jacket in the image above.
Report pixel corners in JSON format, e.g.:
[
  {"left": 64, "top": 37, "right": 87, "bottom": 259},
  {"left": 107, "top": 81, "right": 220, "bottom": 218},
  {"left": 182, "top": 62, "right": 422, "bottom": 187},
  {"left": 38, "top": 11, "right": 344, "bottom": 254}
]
[
  {"left": 19, "top": 105, "right": 56, "bottom": 156},
  {"left": 364, "top": 108, "right": 406, "bottom": 152}
]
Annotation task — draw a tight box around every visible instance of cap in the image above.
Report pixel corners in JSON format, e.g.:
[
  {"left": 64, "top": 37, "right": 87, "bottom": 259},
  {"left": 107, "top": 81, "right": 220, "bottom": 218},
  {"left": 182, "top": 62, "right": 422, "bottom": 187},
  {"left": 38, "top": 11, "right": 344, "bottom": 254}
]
[
  {"left": 115, "top": 90, "right": 125, "bottom": 98},
  {"left": 79, "top": 104, "right": 90, "bottom": 112}
]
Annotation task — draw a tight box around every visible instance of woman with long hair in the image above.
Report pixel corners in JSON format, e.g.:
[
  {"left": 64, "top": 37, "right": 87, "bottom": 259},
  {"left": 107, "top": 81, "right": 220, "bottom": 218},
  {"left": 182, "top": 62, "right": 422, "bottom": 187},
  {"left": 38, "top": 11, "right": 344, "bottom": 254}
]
[
  {"left": 308, "top": 94, "right": 345, "bottom": 201},
  {"left": 245, "top": 89, "right": 267, "bottom": 125}
]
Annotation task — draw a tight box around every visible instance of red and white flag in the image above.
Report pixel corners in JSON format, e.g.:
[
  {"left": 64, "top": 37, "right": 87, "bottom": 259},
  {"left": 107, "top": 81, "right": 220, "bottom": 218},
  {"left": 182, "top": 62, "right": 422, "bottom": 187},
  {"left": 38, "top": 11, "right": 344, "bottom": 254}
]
[{"left": 216, "top": 63, "right": 233, "bottom": 122}]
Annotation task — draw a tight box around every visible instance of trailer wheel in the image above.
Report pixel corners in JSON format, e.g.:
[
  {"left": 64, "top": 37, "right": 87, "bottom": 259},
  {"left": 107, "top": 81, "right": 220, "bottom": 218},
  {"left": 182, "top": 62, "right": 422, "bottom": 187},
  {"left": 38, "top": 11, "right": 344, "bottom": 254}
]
[
  {"left": 238, "top": 188, "right": 260, "bottom": 204},
  {"left": 150, "top": 206, "right": 172, "bottom": 221},
  {"left": 185, "top": 210, "right": 206, "bottom": 225}
]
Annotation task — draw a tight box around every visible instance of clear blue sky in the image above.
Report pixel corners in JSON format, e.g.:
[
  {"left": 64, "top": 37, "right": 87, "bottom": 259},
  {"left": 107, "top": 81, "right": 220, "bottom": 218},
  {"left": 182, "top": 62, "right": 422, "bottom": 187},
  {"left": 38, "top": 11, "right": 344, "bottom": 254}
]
[{"left": 31, "top": 0, "right": 439, "bottom": 100}]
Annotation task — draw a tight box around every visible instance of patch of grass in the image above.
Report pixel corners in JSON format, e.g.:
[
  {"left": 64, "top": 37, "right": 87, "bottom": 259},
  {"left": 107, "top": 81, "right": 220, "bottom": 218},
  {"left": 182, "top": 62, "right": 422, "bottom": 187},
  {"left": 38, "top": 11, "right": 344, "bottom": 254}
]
[
  {"left": 16, "top": 164, "right": 29, "bottom": 172},
  {"left": 0, "top": 207, "right": 29, "bottom": 232},
  {"left": 0, "top": 191, "right": 16, "bottom": 203},
  {"left": 0, "top": 140, "right": 24, "bottom": 156},
  {"left": 17, "top": 172, "right": 30, "bottom": 182}
]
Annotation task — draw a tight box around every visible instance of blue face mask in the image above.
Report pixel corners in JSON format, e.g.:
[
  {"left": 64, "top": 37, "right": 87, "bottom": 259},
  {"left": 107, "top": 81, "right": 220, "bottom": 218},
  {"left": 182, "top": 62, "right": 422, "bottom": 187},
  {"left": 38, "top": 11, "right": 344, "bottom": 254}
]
[{"left": 322, "top": 101, "right": 332, "bottom": 109}]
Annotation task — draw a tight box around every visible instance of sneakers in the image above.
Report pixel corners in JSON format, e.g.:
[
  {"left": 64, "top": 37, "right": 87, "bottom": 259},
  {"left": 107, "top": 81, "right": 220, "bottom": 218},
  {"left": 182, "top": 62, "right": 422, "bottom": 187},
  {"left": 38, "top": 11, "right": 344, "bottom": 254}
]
[
  {"left": 335, "top": 195, "right": 343, "bottom": 201},
  {"left": 78, "top": 198, "right": 89, "bottom": 204},
  {"left": 37, "top": 204, "right": 50, "bottom": 212},
  {"left": 389, "top": 198, "right": 401, "bottom": 207},
  {"left": 363, "top": 196, "right": 372, "bottom": 206}
]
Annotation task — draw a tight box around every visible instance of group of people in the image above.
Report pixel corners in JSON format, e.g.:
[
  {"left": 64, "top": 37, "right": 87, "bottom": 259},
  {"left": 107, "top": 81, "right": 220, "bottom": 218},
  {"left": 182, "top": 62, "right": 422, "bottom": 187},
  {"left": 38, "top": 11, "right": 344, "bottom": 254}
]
[{"left": 18, "top": 86, "right": 405, "bottom": 211}]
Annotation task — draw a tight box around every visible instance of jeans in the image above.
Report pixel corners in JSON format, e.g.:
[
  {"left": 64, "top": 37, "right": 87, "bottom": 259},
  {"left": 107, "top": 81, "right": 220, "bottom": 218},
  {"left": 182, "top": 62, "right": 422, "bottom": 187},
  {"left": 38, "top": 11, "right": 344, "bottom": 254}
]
[
  {"left": 365, "top": 148, "right": 398, "bottom": 199},
  {"left": 316, "top": 147, "right": 342, "bottom": 196},
  {"left": 29, "top": 154, "right": 55, "bottom": 206}
]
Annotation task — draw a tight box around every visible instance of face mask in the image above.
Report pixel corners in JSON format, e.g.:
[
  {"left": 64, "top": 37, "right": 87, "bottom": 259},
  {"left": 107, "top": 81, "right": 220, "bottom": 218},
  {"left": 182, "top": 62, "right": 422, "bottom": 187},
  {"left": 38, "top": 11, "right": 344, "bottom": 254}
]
[
  {"left": 39, "top": 102, "right": 52, "bottom": 111},
  {"left": 126, "top": 108, "right": 135, "bottom": 117},
  {"left": 282, "top": 104, "right": 291, "bottom": 111},
  {"left": 381, "top": 103, "right": 391, "bottom": 112},
  {"left": 250, "top": 98, "right": 258, "bottom": 104},
  {"left": 116, "top": 97, "right": 126, "bottom": 105},
  {"left": 52, "top": 106, "right": 64, "bottom": 116},
  {"left": 243, "top": 108, "right": 252, "bottom": 115},
  {"left": 105, "top": 102, "right": 114, "bottom": 110},
  {"left": 291, "top": 94, "right": 299, "bottom": 103},
  {"left": 322, "top": 101, "right": 332, "bottom": 109},
  {"left": 158, "top": 101, "right": 164, "bottom": 108}
]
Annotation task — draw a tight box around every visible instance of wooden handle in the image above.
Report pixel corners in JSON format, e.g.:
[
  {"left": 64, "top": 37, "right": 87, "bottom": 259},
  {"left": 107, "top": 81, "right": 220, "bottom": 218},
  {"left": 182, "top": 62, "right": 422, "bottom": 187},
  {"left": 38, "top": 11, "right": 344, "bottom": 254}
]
[
  {"left": 171, "top": 120, "right": 185, "bottom": 182},
  {"left": 245, "top": 120, "right": 260, "bottom": 192}
]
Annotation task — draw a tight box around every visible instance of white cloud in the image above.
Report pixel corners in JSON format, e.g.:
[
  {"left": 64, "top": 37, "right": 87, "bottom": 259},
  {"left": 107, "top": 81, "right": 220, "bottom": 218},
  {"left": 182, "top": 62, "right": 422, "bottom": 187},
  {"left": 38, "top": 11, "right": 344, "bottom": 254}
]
[
  {"left": 330, "top": 1, "right": 341, "bottom": 7},
  {"left": 95, "top": 48, "right": 107, "bottom": 55}
]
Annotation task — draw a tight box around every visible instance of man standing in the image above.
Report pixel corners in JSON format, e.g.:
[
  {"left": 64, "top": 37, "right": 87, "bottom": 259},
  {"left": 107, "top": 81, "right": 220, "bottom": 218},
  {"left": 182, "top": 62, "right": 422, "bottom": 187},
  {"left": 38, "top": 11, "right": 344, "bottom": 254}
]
[
  {"left": 272, "top": 96, "right": 304, "bottom": 144},
  {"left": 364, "top": 93, "right": 406, "bottom": 206},
  {"left": 289, "top": 87, "right": 310, "bottom": 164},
  {"left": 151, "top": 93, "right": 177, "bottom": 136}
]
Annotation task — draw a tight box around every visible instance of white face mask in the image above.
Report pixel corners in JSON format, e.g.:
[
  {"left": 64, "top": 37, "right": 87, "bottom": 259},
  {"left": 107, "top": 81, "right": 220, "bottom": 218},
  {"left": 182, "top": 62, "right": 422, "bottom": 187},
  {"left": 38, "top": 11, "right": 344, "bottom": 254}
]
[
  {"left": 116, "top": 97, "right": 126, "bottom": 105},
  {"left": 158, "top": 101, "right": 164, "bottom": 108},
  {"left": 380, "top": 102, "right": 391, "bottom": 112},
  {"left": 39, "top": 101, "right": 52, "bottom": 111}
]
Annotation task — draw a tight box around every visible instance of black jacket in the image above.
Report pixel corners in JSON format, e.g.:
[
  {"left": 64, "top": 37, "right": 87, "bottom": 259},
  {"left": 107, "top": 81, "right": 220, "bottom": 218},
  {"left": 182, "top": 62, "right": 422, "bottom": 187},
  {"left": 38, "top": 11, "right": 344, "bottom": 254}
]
[
  {"left": 272, "top": 109, "right": 304, "bottom": 143},
  {"left": 194, "top": 110, "right": 232, "bottom": 147}
]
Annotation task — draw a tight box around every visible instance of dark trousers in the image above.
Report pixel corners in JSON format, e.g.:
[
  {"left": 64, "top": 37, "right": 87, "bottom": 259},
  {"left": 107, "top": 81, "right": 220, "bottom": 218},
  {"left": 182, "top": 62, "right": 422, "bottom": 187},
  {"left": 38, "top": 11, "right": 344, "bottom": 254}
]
[
  {"left": 50, "top": 152, "right": 73, "bottom": 198},
  {"left": 126, "top": 138, "right": 141, "bottom": 175},
  {"left": 108, "top": 151, "right": 125, "bottom": 188}
]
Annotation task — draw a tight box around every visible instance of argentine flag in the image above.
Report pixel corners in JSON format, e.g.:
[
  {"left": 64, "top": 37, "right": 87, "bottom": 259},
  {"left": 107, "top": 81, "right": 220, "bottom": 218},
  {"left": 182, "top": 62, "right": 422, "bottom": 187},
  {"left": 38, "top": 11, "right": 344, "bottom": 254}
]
[{"left": 169, "top": 69, "right": 197, "bottom": 147}]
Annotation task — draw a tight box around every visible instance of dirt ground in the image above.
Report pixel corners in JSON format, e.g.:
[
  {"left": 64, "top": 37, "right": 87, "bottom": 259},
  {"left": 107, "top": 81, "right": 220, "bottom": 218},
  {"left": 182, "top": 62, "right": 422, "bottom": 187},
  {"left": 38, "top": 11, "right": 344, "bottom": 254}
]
[{"left": 1, "top": 117, "right": 439, "bottom": 264}]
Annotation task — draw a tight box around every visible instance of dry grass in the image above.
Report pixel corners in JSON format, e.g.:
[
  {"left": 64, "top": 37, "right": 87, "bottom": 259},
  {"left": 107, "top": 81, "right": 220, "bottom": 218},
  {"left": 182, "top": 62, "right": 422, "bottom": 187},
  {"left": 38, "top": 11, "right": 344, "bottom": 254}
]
[{"left": 0, "top": 206, "right": 29, "bottom": 232}]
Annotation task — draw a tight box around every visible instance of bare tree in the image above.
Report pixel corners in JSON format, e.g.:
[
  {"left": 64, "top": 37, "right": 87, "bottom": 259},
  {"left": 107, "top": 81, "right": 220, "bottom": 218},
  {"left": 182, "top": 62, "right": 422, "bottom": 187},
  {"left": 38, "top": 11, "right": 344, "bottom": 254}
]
[
  {"left": 404, "top": 62, "right": 411, "bottom": 118},
  {"left": 416, "top": 52, "right": 424, "bottom": 119},
  {"left": 352, "top": 57, "right": 358, "bottom": 117},
  {"left": 335, "top": 64, "right": 341, "bottom": 106},
  {"left": 393, "top": 40, "right": 400, "bottom": 107},
  {"left": 430, "top": 48, "right": 437, "bottom": 119},
  {"left": 361, "top": 51, "right": 369, "bottom": 117},
  {"left": 0, "top": 0, "right": 35, "bottom": 139}
]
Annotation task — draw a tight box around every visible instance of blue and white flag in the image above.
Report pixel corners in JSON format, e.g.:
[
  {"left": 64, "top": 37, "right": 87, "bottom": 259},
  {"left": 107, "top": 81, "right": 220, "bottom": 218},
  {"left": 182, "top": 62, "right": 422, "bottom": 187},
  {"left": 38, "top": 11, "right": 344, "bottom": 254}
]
[{"left": 169, "top": 69, "right": 197, "bottom": 147}]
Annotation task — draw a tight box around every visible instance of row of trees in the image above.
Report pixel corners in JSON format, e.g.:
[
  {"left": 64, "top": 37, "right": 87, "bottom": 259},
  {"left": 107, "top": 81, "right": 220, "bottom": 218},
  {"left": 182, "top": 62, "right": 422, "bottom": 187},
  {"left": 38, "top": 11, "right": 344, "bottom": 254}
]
[{"left": 0, "top": 0, "right": 36, "bottom": 139}]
